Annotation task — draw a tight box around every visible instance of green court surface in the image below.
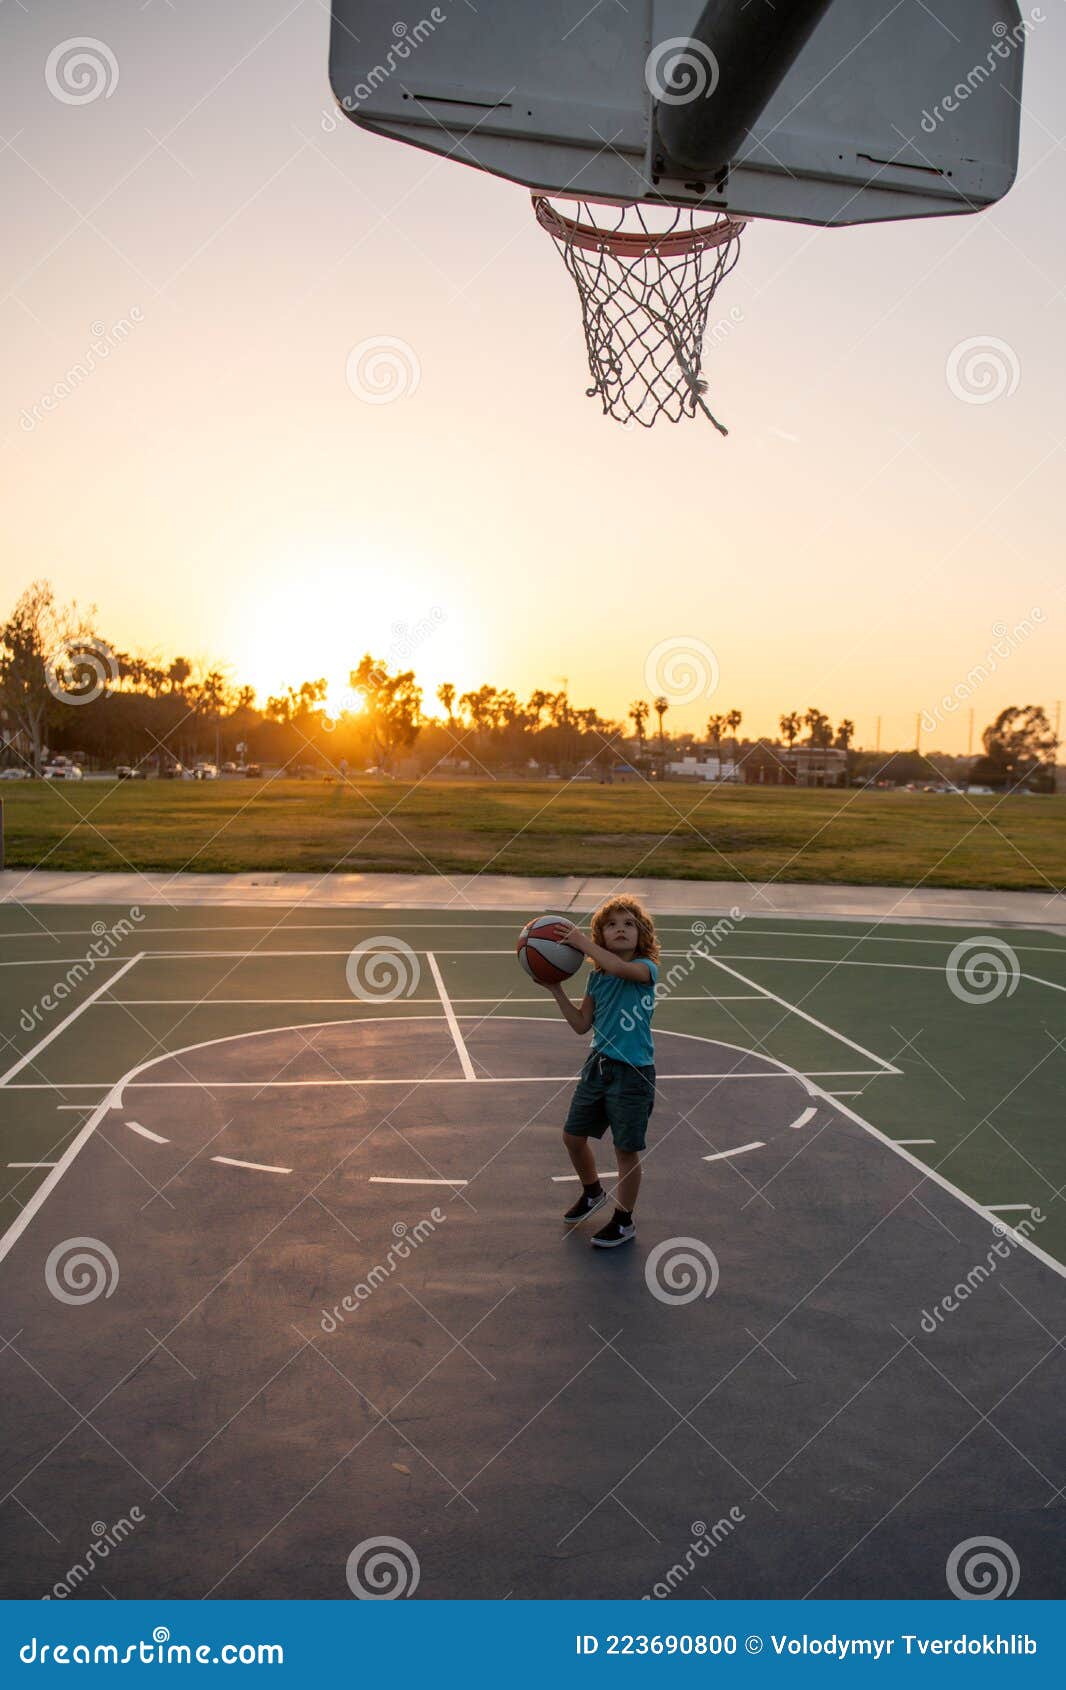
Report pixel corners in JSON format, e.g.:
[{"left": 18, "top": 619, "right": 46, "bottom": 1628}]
[{"left": 2, "top": 905, "right": 1064, "bottom": 1268}]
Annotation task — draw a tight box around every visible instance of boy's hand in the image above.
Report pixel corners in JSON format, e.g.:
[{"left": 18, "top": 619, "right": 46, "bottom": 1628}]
[{"left": 552, "top": 920, "right": 591, "bottom": 953}]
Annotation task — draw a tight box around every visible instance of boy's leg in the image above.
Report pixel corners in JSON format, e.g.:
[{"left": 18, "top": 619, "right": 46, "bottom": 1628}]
[
  {"left": 563, "top": 1130, "right": 600, "bottom": 1187},
  {"left": 614, "top": 1148, "right": 642, "bottom": 1215}
]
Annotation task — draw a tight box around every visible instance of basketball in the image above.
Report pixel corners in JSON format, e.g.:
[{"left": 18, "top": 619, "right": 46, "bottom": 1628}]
[{"left": 516, "top": 915, "right": 584, "bottom": 986}]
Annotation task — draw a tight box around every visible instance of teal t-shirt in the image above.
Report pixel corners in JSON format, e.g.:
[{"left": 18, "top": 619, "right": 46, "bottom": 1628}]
[{"left": 587, "top": 959, "right": 658, "bottom": 1067}]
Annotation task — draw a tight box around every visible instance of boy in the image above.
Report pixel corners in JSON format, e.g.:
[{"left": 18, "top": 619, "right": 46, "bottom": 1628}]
[{"left": 544, "top": 897, "right": 660, "bottom": 1248}]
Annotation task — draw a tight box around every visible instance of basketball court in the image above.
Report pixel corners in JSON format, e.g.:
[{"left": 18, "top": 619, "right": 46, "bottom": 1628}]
[{"left": 1, "top": 903, "right": 1064, "bottom": 1599}]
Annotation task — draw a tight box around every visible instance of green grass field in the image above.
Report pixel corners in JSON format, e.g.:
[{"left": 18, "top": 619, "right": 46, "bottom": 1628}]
[
  {"left": 2, "top": 906, "right": 1064, "bottom": 1266},
  {"left": 2, "top": 778, "right": 1065, "bottom": 889}
]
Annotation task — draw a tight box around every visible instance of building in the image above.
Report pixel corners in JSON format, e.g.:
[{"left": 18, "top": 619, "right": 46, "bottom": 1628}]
[
  {"left": 784, "top": 746, "right": 848, "bottom": 787},
  {"left": 667, "top": 755, "right": 740, "bottom": 782},
  {"left": 741, "top": 744, "right": 849, "bottom": 787}
]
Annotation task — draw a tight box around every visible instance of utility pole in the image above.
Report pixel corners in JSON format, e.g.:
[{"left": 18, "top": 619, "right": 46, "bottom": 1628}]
[
  {"left": 875, "top": 716, "right": 881, "bottom": 753},
  {"left": 967, "top": 708, "right": 974, "bottom": 758},
  {"left": 915, "top": 712, "right": 922, "bottom": 754}
]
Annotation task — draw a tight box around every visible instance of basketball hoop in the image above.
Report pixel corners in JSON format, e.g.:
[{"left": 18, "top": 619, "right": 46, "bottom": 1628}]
[{"left": 533, "top": 196, "right": 746, "bottom": 433}]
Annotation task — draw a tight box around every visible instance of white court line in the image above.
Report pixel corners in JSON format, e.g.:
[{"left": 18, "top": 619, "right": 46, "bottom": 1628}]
[
  {"left": 808, "top": 1087, "right": 1066, "bottom": 1282},
  {"left": 104, "top": 1071, "right": 883, "bottom": 1090},
  {"left": 0, "top": 953, "right": 143, "bottom": 1086},
  {"left": 57, "top": 1103, "right": 98, "bottom": 1110},
  {"left": 828, "top": 1090, "right": 863, "bottom": 1097},
  {"left": 211, "top": 1156, "right": 292, "bottom": 1175},
  {"left": 3, "top": 1011, "right": 1062, "bottom": 1284},
  {"left": 3, "top": 920, "right": 1062, "bottom": 948},
  {"left": 895, "top": 1138, "right": 936, "bottom": 1146},
  {"left": 788, "top": 1105, "right": 818, "bottom": 1132},
  {"left": 369, "top": 1176, "right": 469, "bottom": 1187},
  {"left": 987, "top": 1203, "right": 1034, "bottom": 1213},
  {"left": 8, "top": 1162, "right": 57, "bottom": 1169},
  {"left": 127, "top": 1121, "right": 170, "bottom": 1145},
  {"left": 0, "top": 1093, "right": 115, "bottom": 1266},
  {"left": 703, "top": 1142, "right": 765, "bottom": 1162},
  {"left": 98, "top": 994, "right": 767, "bottom": 1006},
  {"left": 707, "top": 954, "right": 903, "bottom": 1075},
  {"left": 426, "top": 953, "right": 477, "bottom": 1081}
]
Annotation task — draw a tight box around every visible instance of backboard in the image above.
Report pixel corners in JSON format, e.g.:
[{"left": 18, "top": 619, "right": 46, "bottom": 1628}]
[{"left": 328, "top": 0, "right": 1027, "bottom": 227}]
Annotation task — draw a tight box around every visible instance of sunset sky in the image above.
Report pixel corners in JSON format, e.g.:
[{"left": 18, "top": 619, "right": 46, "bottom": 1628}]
[{"left": 3, "top": 1, "right": 1064, "bottom": 755}]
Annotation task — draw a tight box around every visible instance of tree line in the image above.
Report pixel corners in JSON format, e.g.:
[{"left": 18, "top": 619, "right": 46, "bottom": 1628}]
[{"left": 0, "top": 582, "right": 1057, "bottom": 789}]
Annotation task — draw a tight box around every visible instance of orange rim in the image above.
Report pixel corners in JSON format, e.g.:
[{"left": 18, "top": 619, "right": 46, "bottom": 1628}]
[{"left": 533, "top": 195, "right": 747, "bottom": 259}]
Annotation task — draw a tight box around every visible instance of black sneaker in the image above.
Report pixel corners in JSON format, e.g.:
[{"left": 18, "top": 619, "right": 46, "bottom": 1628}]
[
  {"left": 563, "top": 1186, "right": 607, "bottom": 1223},
  {"left": 591, "top": 1213, "right": 636, "bottom": 1249}
]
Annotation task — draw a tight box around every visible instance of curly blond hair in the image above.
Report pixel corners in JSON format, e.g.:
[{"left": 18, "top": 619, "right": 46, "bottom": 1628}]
[{"left": 589, "top": 895, "right": 661, "bottom": 967}]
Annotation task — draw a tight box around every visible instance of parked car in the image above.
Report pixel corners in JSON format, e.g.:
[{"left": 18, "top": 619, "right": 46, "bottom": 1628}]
[
  {"left": 221, "top": 761, "right": 237, "bottom": 774},
  {"left": 187, "top": 763, "right": 219, "bottom": 781},
  {"left": 243, "top": 763, "right": 263, "bottom": 778},
  {"left": 43, "top": 763, "right": 83, "bottom": 780},
  {"left": 159, "top": 761, "right": 184, "bottom": 778},
  {"left": 116, "top": 765, "right": 148, "bottom": 781},
  {"left": 0, "top": 767, "right": 30, "bottom": 780}
]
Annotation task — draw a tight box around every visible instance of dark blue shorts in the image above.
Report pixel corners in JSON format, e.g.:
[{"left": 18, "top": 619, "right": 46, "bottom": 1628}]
[{"left": 563, "top": 1052, "right": 656, "bottom": 1153}]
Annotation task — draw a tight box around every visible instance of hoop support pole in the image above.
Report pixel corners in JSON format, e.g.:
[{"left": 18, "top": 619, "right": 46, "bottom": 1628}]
[{"left": 655, "top": 0, "right": 836, "bottom": 176}]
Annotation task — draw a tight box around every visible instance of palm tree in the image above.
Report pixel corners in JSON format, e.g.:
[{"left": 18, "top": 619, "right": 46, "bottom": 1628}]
[
  {"left": 779, "top": 711, "right": 801, "bottom": 749},
  {"left": 706, "top": 712, "right": 726, "bottom": 771},
  {"left": 629, "top": 700, "right": 649, "bottom": 769},
  {"left": 835, "top": 719, "right": 855, "bottom": 751},
  {"left": 805, "top": 706, "right": 833, "bottom": 748},
  {"left": 653, "top": 695, "right": 669, "bottom": 776},
  {"left": 437, "top": 682, "right": 456, "bottom": 728},
  {"left": 725, "top": 708, "right": 743, "bottom": 755}
]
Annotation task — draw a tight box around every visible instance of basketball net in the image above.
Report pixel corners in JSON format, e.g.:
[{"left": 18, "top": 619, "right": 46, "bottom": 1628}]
[{"left": 533, "top": 197, "right": 746, "bottom": 433}]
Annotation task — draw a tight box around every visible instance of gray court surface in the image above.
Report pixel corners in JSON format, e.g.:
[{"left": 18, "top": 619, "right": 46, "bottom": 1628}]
[{"left": 1, "top": 1017, "right": 1064, "bottom": 1600}]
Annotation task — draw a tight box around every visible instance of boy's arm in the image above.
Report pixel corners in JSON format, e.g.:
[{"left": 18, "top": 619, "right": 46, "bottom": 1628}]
[
  {"left": 580, "top": 942, "right": 652, "bottom": 984},
  {"left": 547, "top": 983, "right": 594, "bottom": 1035},
  {"left": 552, "top": 922, "right": 652, "bottom": 984}
]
